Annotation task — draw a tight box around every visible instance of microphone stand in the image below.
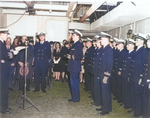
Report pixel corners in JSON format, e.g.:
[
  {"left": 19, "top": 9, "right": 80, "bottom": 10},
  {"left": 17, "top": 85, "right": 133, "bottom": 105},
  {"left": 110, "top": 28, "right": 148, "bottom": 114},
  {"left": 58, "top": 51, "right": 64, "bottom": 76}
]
[{"left": 16, "top": 41, "right": 40, "bottom": 112}]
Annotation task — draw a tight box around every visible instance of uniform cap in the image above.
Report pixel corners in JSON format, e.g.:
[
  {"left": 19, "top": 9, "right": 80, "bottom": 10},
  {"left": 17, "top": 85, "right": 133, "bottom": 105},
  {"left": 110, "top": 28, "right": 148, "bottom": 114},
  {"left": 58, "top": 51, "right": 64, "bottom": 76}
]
[
  {"left": 99, "top": 32, "right": 112, "bottom": 39},
  {"left": 73, "top": 29, "right": 83, "bottom": 37},
  {"left": 87, "top": 37, "right": 92, "bottom": 41},
  {"left": 39, "top": 32, "right": 46, "bottom": 36},
  {"left": 117, "top": 39, "right": 126, "bottom": 44},
  {"left": 0, "top": 28, "right": 10, "bottom": 34},
  {"left": 113, "top": 37, "right": 119, "bottom": 42},
  {"left": 134, "top": 33, "right": 147, "bottom": 40},
  {"left": 127, "top": 38, "right": 135, "bottom": 44},
  {"left": 94, "top": 35, "right": 100, "bottom": 39}
]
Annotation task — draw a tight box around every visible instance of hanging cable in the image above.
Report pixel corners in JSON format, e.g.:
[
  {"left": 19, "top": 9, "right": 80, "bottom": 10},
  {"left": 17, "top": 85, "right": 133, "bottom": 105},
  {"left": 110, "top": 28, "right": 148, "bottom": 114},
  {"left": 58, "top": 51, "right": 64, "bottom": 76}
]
[{"left": 0, "top": 11, "right": 26, "bottom": 28}]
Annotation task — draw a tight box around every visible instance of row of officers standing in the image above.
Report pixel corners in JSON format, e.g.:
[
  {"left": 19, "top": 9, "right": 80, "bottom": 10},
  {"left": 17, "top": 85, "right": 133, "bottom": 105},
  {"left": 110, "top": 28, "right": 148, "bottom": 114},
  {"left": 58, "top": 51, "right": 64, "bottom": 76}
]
[{"left": 83, "top": 32, "right": 150, "bottom": 118}]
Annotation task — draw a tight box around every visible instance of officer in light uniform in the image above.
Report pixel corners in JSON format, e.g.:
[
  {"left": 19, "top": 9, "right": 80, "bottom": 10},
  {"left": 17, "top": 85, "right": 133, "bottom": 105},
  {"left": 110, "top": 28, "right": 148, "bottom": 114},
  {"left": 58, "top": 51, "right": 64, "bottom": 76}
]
[
  {"left": 0, "top": 29, "right": 19, "bottom": 114},
  {"left": 129, "top": 33, "right": 148, "bottom": 117},
  {"left": 34, "top": 32, "right": 51, "bottom": 93},
  {"left": 67, "top": 30, "right": 83, "bottom": 103},
  {"left": 118, "top": 38, "right": 135, "bottom": 109},
  {"left": 141, "top": 34, "right": 150, "bottom": 118},
  {"left": 96, "top": 32, "right": 113, "bottom": 115}
]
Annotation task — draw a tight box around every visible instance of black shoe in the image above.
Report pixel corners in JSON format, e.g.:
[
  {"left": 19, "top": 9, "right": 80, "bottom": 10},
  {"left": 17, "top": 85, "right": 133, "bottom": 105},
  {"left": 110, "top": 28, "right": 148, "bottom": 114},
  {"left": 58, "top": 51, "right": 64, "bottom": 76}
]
[
  {"left": 42, "top": 90, "right": 46, "bottom": 93},
  {"left": 33, "top": 90, "right": 39, "bottom": 92},
  {"left": 68, "top": 99, "right": 73, "bottom": 103},
  {"left": 61, "top": 78, "right": 64, "bottom": 83},
  {"left": 113, "top": 97, "right": 117, "bottom": 100},
  {"left": 26, "top": 88, "right": 30, "bottom": 91},
  {"left": 92, "top": 103, "right": 100, "bottom": 106},
  {"left": 9, "top": 88, "right": 14, "bottom": 91},
  {"left": 98, "top": 111, "right": 109, "bottom": 115},
  {"left": 117, "top": 100, "right": 122, "bottom": 103},
  {"left": 83, "top": 88, "right": 88, "bottom": 91},
  {"left": 124, "top": 106, "right": 130, "bottom": 109},
  {"left": 6, "top": 108, "right": 11, "bottom": 111},
  {"left": 96, "top": 108, "right": 103, "bottom": 111},
  {"left": 120, "top": 103, "right": 124, "bottom": 106},
  {"left": 1, "top": 110, "right": 10, "bottom": 114},
  {"left": 132, "top": 114, "right": 142, "bottom": 117},
  {"left": 128, "top": 110, "right": 134, "bottom": 114}
]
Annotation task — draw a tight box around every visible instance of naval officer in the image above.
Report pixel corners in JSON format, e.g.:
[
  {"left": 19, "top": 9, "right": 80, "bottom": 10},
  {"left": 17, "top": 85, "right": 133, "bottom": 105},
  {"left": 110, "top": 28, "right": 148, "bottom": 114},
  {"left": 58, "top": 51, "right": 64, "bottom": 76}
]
[
  {"left": 0, "top": 29, "right": 19, "bottom": 114},
  {"left": 67, "top": 30, "right": 83, "bottom": 103},
  {"left": 96, "top": 32, "right": 113, "bottom": 115},
  {"left": 141, "top": 34, "right": 150, "bottom": 118},
  {"left": 34, "top": 32, "right": 51, "bottom": 93},
  {"left": 118, "top": 38, "right": 135, "bottom": 109},
  {"left": 129, "top": 33, "right": 148, "bottom": 117}
]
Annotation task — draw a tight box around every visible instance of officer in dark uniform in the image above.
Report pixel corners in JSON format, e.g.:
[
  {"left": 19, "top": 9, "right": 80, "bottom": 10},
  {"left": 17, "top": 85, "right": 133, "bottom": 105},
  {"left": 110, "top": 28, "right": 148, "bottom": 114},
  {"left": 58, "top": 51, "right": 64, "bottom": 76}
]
[
  {"left": 129, "top": 33, "right": 148, "bottom": 117},
  {"left": 0, "top": 29, "right": 19, "bottom": 114},
  {"left": 96, "top": 32, "right": 113, "bottom": 115},
  {"left": 67, "top": 30, "right": 83, "bottom": 103},
  {"left": 113, "top": 39, "right": 127, "bottom": 103},
  {"left": 90, "top": 36, "right": 103, "bottom": 106},
  {"left": 84, "top": 38, "right": 94, "bottom": 92},
  {"left": 118, "top": 38, "right": 135, "bottom": 109},
  {"left": 141, "top": 34, "right": 150, "bottom": 118},
  {"left": 34, "top": 32, "right": 51, "bottom": 93}
]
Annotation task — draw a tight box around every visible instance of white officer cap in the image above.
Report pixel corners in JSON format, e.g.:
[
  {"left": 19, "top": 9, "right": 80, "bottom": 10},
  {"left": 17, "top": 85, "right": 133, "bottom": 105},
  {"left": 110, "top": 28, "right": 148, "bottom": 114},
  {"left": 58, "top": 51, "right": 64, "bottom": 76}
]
[
  {"left": 73, "top": 29, "right": 83, "bottom": 37},
  {"left": 127, "top": 38, "right": 135, "bottom": 44},
  {"left": 134, "top": 33, "right": 147, "bottom": 41},
  {"left": 99, "top": 32, "right": 112, "bottom": 39},
  {"left": 117, "top": 39, "right": 126, "bottom": 44},
  {"left": 94, "top": 35, "right": 100, "bottom": 39},
  {"left": 113, "top": 38, "right": 119, "bottom": 42},
  {"left": 0, "top": 28, "right": 10, "bottom": 34},
  {"left": 87, "top": 37, "right": 92, "bottom": 42},
  {"left": 39, "top": 32, "right": 46, "bottom": 36}
]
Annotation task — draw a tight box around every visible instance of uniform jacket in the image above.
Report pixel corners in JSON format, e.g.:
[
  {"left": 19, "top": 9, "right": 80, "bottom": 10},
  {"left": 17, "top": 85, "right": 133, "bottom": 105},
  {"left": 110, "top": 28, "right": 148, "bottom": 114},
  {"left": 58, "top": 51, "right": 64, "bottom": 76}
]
[
  {"left": 97, "top": 45, "right": 113, "bottom": 79},
  {"left": 67, "top": 40, "right": 83, "bottom": 72},
  {"left": 84, "top": 46, "right": 94, "bottom": 70},
  {"left": 130, "top": 46, "right": 148, "bottom": 83},
  {"left": 141, "top": 48, "right": 150, "bottom": 86},
  {"left": 113, "top": 48, "right": 127, "bottom": 74},
  {"left": 0, "top": 40, "right": 10, "bottom": 73},
  {"left": 120, "top": 50, "right": 135, "bottom": 79},
  {"left": 90, "top": 47, "right": 102, "bottom": 75},
  {"left": 34, "top": 41, "right": 51, "bottom": 66}
]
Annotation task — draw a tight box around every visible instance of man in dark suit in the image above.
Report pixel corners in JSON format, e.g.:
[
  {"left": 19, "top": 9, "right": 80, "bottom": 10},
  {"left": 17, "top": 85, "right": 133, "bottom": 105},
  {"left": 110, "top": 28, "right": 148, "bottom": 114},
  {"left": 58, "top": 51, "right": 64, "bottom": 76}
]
[
  {"left": 0, "top": 29, "right": 19, "bottom": 114},
  {"left": 67, "top": 30, "right": 83, "bottom": 103},
  {"left": 96, "top": 32, "right": 113, "bottom": 115},
  {"left": 34, "top": 32, "right": 51, "bottom": 93},
  {"left": 129, "top": 33, "right": 148, "bottom": 117}
]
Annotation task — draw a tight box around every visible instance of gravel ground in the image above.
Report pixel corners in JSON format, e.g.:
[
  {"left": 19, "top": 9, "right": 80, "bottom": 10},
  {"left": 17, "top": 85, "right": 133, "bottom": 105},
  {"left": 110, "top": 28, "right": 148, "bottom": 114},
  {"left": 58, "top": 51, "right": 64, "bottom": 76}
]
[{"left": 0, "top": 80, "right": 134, "bottom": 118}]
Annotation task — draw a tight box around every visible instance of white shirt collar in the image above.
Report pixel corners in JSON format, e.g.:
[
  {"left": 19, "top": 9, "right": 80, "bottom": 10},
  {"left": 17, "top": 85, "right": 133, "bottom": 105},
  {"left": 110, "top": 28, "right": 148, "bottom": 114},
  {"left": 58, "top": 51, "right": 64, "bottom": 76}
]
[
  {"left": 0, "top": 38, "right": 4, "bottom": 43},
  {"left": 136, "top": 45, "right": 143, "bottom": 51},
  {"left": 40, "top": 41, "right": 44, "bottom": 44},
  {"left": 129, "top": 50, "right": 134, "bottom": 53}
]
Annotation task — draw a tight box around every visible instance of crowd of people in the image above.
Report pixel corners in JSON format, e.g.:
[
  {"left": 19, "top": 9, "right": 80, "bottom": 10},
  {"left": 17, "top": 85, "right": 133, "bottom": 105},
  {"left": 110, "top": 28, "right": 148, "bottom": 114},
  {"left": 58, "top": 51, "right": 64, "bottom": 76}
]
[{"left": 0, "top": 28, "right": 150, "bottom": 118}]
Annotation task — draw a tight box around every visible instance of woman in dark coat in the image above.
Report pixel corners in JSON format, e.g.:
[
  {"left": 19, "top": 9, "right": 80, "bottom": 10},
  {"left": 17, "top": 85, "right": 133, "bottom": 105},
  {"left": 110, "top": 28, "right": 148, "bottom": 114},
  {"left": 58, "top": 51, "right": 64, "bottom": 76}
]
[
  {"left": 60, "top": 41, "right": 69, "bottom": 82},
  {"left": 53, "top": 42, "right": 61, "bottom": 81}
]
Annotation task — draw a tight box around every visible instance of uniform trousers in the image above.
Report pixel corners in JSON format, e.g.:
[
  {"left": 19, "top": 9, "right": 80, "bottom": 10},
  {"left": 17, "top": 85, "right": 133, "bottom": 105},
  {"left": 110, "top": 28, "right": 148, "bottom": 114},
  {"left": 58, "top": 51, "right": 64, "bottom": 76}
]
[
  {"left": 8, "top": 66, "right": 15, "bottom": 89},
  {"left": 143, "top": 85, "right": 150, "bottom": 118},
  {"left": 94, "top": 76, "right": 102, "bottom": 106},
  {"left": 90, "top": 74, "right": 94, "bottom": 99},
  {"left": 130, "top": 80, "right": 135, "bottom": 111},
  {"left": 70, "top": 72, "right": 80, "bottom": 102},
  {"left": 101, "top": 77, "right": 112, "bottom": 112},
  {"left": 84, "top": 70, "right": 91, "bottom": 91},
  {"left": 117, "top": 75, "right": 122, "bottom": 102},
  {"left": 0, "top": 72, "right": 9, "bottom": 112},
  {"left": 133, "top": 82, "right": 143, "bottom": 115},
  {"left": 34, "top": 63, "right": 48, "bottom": 91}
]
